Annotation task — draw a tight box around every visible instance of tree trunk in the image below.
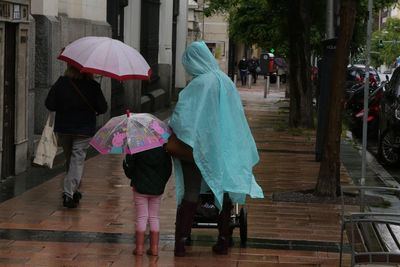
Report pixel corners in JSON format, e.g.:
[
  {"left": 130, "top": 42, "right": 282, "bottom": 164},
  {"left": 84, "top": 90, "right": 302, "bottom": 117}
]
[
  {"left": 315, "top": 0, "right": 357, "bottom": 197},
  {"left": 287, "top": 0, "right": 314, "bottom": 128}
]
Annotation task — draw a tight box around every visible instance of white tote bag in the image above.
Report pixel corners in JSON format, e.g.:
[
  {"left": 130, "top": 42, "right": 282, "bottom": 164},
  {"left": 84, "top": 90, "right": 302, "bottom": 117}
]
[{"left": 33, "top": 113, "right": 58, "bottom": 168}]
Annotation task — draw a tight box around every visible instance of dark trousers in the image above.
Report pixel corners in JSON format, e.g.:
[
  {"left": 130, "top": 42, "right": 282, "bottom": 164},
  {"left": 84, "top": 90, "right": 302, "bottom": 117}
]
[
  {"left": 251, "top": 71, "right": 257, "bottom": 83},
  {"left": 181, "top": 161, "right": 202, "bottom": 203},
  {"left": 239, "top": 70, "right": 247, "bottom": 86}
]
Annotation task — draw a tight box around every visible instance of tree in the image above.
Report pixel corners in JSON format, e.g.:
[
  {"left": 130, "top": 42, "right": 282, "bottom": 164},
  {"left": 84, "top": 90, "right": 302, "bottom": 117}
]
[
  {"left": 315, "top": 0, "right": 397, "bottom": 197},
  {"left": 287, "top": 0, "right": 313, "bottom": 128},
  {"left": 371, "top": 18, "right": 400, "bottom": 67},
  {"left": 206, "top": 0, "right": 325, "bottom": 128},
  {"left": 315, "top": 0, "right": 357, "bottom": 197},
  {"left": 206, "top": 0, "right": 397, "bottom": 196}
]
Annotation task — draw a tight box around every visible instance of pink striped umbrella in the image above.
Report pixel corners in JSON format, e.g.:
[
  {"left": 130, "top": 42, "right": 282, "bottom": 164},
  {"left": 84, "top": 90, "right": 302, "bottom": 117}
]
[{"left": 58, "top": 36, "right": 151, "bottom": 81}]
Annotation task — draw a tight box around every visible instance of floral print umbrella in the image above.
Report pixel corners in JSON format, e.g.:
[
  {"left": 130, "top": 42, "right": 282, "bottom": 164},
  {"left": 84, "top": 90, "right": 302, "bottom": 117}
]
[{"left": 90, "top": 113, "right": 171, "bottom": 154}]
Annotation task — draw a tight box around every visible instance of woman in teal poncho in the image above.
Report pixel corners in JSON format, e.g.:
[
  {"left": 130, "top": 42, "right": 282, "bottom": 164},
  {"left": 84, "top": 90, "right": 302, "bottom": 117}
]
[{"left": 166, "top": 41, "right": 264, "bottom": 257}]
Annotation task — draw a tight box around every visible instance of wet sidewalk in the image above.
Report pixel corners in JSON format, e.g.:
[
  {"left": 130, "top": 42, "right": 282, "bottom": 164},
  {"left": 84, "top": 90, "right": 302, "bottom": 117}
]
[{"left": 0, "top": 79, "right": 352, "bottom": 266}]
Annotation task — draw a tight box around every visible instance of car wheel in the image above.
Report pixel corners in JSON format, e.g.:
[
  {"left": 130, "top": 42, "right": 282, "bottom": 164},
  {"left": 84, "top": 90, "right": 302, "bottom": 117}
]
[{"left": 378, "top": 130, "right": 400, "bottom": 166}]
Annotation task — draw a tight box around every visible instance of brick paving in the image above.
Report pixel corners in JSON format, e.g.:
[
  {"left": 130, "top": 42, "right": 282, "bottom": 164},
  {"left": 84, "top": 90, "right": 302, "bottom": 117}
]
[{"left": 0, "top": 79, "right": 352, "bottom": 266}]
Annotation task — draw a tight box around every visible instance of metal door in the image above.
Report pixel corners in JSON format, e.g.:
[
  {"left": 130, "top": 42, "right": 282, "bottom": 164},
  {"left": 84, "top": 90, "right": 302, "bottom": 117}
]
[
  {"left": 107, "top": 0, "right": 128, "bottom": 116},
  {"left": 141, "top": 0, "right": 160, "bottom": 93},
  {"left": 2, "top": 22, "right": 16, "bottom": 179}
]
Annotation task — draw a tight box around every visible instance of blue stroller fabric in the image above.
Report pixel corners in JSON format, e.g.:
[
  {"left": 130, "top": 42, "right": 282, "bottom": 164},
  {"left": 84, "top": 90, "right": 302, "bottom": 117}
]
[{"left": 170, "top": 41, "right": 264, "bottom": 210}]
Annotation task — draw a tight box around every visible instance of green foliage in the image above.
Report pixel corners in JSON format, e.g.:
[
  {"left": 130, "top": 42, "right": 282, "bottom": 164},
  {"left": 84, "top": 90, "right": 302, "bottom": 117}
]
[
  {"left": 204, "top": 0, "right": 239, "bottom": 17},
  {"left": 373, "top": 0, "right": 399, "bottom": 10},
  {"left": 371, "top": 18, "right": 400, "bottom": 67},
  {"left": 205, "top": 0, "right": 397, "bottom": 58},
  {"left": 205, "top": 0, "right": 324, "bottom": 56},
  {"left": 351, "top": 0, "right": 398, "bottom": 58}
]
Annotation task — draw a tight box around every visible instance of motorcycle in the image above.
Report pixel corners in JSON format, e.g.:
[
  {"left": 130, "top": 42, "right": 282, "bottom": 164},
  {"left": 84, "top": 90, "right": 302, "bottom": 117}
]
[
  {"left": 345, "top": 72, "right": 379, "bottom": 101},
  {"left": 345, "top": 82, "right": 385, "bottom": 138}
]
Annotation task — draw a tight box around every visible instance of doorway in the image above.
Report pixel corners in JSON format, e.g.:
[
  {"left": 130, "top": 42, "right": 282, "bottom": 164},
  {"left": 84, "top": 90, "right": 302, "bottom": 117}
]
[
  {"left": 140, "top": 0, "right": 160, "bottom": 93},
  {"left": 2, "top": 22, "right": 16, "bottom": 179},
  {"left": 107, "top": 0, "right": 128, "bottom": 116}
]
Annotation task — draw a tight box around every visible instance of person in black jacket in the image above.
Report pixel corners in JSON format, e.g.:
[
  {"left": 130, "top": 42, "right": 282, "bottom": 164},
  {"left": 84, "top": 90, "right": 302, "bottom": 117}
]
[
  {"left": 248, "top": 56, "right": 259, "bottom": 84},
  {"left": 123, "top": 146, "right": 172, "bottom": 256},
  {"left": 45, "top": 64, "right": 108, "bottom": 208},
  {"left": 238, "top": 57, "right": 248, "bottom": 86}
]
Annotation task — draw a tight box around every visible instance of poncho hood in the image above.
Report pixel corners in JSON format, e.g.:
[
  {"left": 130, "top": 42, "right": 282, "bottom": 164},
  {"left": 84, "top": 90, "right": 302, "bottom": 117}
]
[{"left": 182, "top": 41, "right": 220, "bottom": 77}]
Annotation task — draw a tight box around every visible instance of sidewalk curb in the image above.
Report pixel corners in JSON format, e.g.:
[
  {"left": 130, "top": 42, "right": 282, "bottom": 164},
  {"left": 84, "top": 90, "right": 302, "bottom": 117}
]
[{"left": 345, "top": 130, "right": 400, "bottom": 188}]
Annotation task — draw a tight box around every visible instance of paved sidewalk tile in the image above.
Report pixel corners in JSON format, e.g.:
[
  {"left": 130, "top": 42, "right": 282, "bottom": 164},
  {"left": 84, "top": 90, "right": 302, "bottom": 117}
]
[{"left": 0, "top": 80, "right": 352, "bottom": 266}]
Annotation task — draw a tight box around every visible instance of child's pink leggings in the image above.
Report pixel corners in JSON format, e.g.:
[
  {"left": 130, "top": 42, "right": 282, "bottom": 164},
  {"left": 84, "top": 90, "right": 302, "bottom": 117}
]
[{"left": 133, "top": 188, "right": 162, "bottom": 232}]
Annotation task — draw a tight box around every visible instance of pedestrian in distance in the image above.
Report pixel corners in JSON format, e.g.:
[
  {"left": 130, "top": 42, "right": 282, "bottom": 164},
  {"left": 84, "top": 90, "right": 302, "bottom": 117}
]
[
  {"left": 123, "top": 146, "right": 172, "bottom": 256},
  {"left": 248, "top": 56, "right": 260, "bottom": 84},
  {"left": 165, "top": 41, "right": 264, "bottom": 257},
  {"left": 45, "top": 64, "right": 108, "bottom": 208},
  {"left": 238, "top": 56, "right": 249, "bottom": 86}
]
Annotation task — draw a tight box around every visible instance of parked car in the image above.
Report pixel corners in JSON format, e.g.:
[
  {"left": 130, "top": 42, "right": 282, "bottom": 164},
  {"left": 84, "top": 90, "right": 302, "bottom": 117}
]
[{"left": 378, "top": 66, "right": 400, "bottom": 166}]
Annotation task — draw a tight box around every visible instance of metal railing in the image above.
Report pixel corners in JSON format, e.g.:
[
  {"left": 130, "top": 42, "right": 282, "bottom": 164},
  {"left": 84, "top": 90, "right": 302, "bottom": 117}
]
[{"left": 339, "top": 185, "right": 400, "bottom": 267}]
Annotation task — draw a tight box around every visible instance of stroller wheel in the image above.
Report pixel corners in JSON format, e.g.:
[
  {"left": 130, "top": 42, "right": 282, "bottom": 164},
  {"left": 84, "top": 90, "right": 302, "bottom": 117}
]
[{"left": 239, "top": 207, "right": 248, "bottom": 247}]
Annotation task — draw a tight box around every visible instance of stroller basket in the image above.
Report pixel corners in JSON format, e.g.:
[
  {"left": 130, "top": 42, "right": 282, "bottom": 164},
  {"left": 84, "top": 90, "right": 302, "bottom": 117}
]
[{"left": 190, "top": 192, "right": 248, "bottom": 246}]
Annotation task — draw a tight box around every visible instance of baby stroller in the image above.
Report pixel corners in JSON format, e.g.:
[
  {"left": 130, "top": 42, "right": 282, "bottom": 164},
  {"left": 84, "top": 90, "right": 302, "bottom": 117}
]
[{"left": 186, "top": 190, "right": 248, "bottom": 247}]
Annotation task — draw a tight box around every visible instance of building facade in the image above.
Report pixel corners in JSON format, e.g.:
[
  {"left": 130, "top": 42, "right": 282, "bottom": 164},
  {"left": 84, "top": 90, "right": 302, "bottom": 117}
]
[
  {"left": 0, "top": 0, "right": 192, "bottom": 180},
  {"left": 378, "top": 1, "right": 400, "bottom": 30},
  {"left": 31, "top": 0, "right": 112, "bottom": 141},
  {"left": 187, "top": 0, "right": 229, "bottom": 73},
  {"left": 107, "top": 0, "right": 178, "bottom": 113},
  {"left": 0, "top": 0, "right": 34, "bottom": 179},
  {"left": 174, "top": 0, "right": 188, "bottom": 91},
  {"left": 202, "top": 12, "right": 229, "bottom": 73}
]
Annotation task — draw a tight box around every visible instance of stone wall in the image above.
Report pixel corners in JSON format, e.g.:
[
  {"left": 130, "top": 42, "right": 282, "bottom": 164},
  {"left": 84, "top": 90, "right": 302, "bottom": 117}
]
[
  {"left": 33, "top": 14, "right": 112, "bottom": 135},
  {"left": 27, "top": 16, "right": 36, "bottom": 158}
]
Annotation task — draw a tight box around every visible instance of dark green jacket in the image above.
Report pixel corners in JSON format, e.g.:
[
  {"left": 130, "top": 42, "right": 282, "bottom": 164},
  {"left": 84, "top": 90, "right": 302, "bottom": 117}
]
[{"left": 123, "top": 147, "right": 172, "bottom": 195}]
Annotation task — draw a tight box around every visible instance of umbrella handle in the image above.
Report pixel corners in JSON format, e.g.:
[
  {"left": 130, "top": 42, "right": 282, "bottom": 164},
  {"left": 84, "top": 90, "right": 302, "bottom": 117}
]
[{"left": 126, "top": 109, "right": 130, "bottom": 117}]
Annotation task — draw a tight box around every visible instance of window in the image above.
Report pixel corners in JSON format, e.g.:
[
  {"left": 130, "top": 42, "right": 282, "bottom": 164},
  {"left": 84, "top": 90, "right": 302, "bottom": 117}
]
[
  {"left": 0, "top": 2, "right": 11, "bottom": 20},
  {"left": 12, "top": 4, "right": 20, "bottom": 20}
]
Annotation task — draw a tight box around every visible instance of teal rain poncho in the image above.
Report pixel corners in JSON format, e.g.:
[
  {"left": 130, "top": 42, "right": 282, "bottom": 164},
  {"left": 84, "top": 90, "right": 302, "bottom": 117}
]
[{"left": 170, "top": 41, "right": 264, "bottom": 209}]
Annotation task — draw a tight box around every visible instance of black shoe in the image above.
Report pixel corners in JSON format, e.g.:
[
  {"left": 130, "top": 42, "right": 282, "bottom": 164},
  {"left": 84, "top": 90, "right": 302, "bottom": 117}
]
[
  {"left": 73, "top": 191, "right": 82, "bottom": 204},
  {"left": 63, "top": 195, "right": 78, "bottom": 208}
]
